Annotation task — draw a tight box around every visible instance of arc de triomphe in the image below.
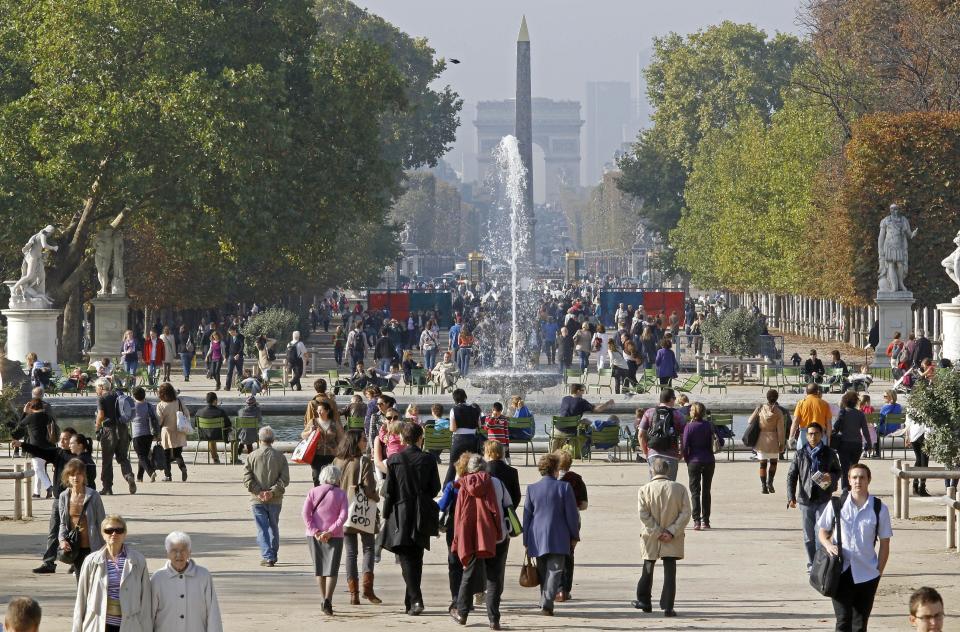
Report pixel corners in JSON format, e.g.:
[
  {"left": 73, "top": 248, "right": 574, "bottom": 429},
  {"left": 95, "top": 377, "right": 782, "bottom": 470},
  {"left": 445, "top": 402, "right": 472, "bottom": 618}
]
[{"left": 475, "top": 98, "right": 583, "bottom": 202}]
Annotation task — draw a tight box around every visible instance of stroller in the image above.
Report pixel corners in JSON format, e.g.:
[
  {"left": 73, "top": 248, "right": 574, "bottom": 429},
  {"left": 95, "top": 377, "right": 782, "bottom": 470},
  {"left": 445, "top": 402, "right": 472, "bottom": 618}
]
[{"left": 893, "top": 367, "right": 921, "bottom": 394}]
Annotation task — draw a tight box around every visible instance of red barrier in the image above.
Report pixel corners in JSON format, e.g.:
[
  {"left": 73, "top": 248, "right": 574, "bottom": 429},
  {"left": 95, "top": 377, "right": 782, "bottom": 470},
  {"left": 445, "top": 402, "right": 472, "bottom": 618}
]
[{"left": 641, "top": 291, "right": 686, "bottom": 326}]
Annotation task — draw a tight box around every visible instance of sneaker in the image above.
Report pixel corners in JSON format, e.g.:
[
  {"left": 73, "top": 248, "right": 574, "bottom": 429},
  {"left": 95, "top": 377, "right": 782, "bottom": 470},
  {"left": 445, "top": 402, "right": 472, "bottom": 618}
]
[
  {"left": 32, "top": 564, "right": 55, "bottom": 574},
  {"left": 260, "top": 560, "right": 270, "bottom": 567},
  {"left": 125, "top": 474, "right": 137, "bottom": 495},
  {"left": 162, "top": 476, "right": 172, "bottom": 482},
  {"left": 266, "top": 560, "right": 276, "bottom": 567}
]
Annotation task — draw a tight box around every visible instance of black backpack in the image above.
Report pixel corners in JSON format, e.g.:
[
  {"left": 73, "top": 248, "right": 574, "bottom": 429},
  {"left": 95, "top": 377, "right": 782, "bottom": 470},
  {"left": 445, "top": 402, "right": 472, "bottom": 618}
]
[
  {"left": 647, "top": 406, "right": 677, "bottom": 452},
  {"left": 286, "top": 343, "right": 300, "bottom": 363}
]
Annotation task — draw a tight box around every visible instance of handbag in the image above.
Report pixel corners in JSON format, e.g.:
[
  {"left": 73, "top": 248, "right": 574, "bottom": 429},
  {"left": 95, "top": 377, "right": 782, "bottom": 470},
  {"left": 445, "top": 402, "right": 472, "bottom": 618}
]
[
  {"left": 151, "top": 443, "right": 168, "bottom": 470},
  {"left": 741, "top": 408, "right": 761, "bottom": 448},
  {"left": 519, "top": 553, "right": 540, "bottom": 587},
  {"left": 58, "top": 492, "right": 89, "bottom": 564},
  {"left": 292, "top": 429, "right": 321, "bottom": 464},
  {"left": 347, "top": 457, "right": 378, "bottom": 534},
  {"left": 709, "top": 422, "right": 723, "bottom": 454},
  {"left": 175, "top": 400, "right": 193, "bottom": 434},
  {"left": 506, "top": 505, "right": 522, "bottom": 538},
  {"left": 809, "top": 496, "right": 844, "bottom": 597}
]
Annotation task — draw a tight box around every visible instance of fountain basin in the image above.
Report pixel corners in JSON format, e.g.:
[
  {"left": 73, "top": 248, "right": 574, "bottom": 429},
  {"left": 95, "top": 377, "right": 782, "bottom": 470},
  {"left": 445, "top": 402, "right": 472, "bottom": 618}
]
[{"left": 469, "top": 370, "right": 563, "bottom": 399}]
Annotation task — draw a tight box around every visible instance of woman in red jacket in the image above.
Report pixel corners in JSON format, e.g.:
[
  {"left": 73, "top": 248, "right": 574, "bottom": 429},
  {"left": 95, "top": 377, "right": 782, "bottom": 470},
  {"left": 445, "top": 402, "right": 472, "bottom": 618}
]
[{"left": 449, "top": 453, "right": 512, "bottom": 629}]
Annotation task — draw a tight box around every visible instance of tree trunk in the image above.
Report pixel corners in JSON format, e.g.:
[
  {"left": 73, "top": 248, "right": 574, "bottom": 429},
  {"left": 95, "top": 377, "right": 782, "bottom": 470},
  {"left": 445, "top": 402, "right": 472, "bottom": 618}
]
[{"left": 60, "top": 285, "right": 82, "bottom": 362}]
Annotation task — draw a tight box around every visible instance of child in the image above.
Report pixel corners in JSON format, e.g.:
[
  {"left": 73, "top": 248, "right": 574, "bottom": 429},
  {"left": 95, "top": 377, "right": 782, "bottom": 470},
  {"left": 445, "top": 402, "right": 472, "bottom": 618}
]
[
  {"left": 676, "top": 394, "right": 691, "bottom": 420},
  {"left": 790, "top": 352, "right": 802, "bottom": 367},
  {"left": 404, "top": 403, "right": 419, "bottom": 424},
  {"left": 482, "top": 402, "right": 511, "bottom": 462},
  {"left": 341, "top": 394, "right": 365, "bottom": 421},
  {"left": 377, "top": 418, "right": 404, "bottom": 459},
  {"left": 425, "top": 403, "right": 448, "bottom": 463},
  {"left": 239, "top": 368, "right": 263, "bottom": 396},
  {"left": 859, "top": 393, "right": 876, "bottom": 458}
]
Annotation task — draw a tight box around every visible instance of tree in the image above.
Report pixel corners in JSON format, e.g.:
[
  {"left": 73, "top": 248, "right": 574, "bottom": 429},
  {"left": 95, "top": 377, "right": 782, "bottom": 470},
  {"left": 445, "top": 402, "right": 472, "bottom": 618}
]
[
  {"left": 616, "top": 128, "right": 686, "bottom": 240},
  {"left": 908, "top": 370, "right": 960, "bottom": 469},
  {"left": 701, "top": 307, "right": 763, "bottom": 357},
  {"left": 582, "top": 172, "right": 640, "bottom": 252}
]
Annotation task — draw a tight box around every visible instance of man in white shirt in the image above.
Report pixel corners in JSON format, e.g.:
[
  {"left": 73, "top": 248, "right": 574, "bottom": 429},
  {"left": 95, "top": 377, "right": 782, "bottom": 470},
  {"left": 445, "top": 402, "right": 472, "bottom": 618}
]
[{"left": 818, "top": 463, "right": 893, "bottom": 632}]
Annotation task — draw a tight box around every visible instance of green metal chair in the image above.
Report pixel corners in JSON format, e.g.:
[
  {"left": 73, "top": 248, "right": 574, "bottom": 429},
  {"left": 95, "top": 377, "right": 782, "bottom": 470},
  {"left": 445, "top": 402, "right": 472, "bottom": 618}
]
[
  {"left": 758, "top": 367, "right": 783, "bottom": 392},
  {"left": 822, "top": 368, "right": 846, "bottom": 394},
  {"left": 673, "top": 373, "right": 702, "bottom": 395},
  {"left": 233, "top": 416, "right": 260, "bottom": 460},
  {"left": 403, "top": 368, "right": 427, "bottom": 395},
  {"left": 870, "top": 366, "right": 893, "bottom": 381},
  {"left": 781, "top": 367, "right": 805, "bottom": 393},
  {"left": 192, "top": 417, "right": 232, "bottom": 464},
  {"left": 547, "top": 415, "right": 584, "bottom": 457},
  {"left": 346, "top": 416, "right": 366, "bottom": 431},
  {"left": 879, "top": 412, "right": 908, "bottom": 459},
  {"left": 588, "top": 369, "right": 614, "bottom": 395},
  {"left": 423, "top": 427, "right": 452, "bottom": 461},
  {"left": 136, "top": 368, "right": 159, "bottom": 396},
  {"left": 508, "top": 417, "right": 536, "bottom": 465},
  {"left": 265, "top": 368, "right": 286, "bottom": 396},
  {"left": 563, "top": 369, "right": 584, "bottom": 387},
  {"left": 699, "top": 369, "right": 727, "bottom": 394},
  {"left": 710, "top": 413, "right": 735, "bottom": 461},
  {"left": 588, "top": 424, "right": 622, "bottom": 461}
]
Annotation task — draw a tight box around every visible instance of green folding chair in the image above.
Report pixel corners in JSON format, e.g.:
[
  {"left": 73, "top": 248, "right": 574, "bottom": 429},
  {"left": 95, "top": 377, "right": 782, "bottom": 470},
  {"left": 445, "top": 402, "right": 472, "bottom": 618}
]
[
  {"left": 548, "top": 415, "right": 584, "bottom": 458},
  {"left": 423, "top": 427, "right": 452, "bottom": 462},
  {"left": 508, "top": 417, "right": 536, "bottom": 465},
  {"left": 347, "top": 416, "right": 366, "bottom": 431},
  {"left": 233, "top": 416, "right": 260, "bottom": 460},
  {"left": 193, "top": 417, "right": 231, "bottom": 464},
  {"left": 711, "top": 413, "right": 735, "bottom": 461},
  {"left": 588, "top": 369, "right": 614, "bottom": 394},
  {"left": 588, "top": 425, "right": 622, "bottom": 461}
]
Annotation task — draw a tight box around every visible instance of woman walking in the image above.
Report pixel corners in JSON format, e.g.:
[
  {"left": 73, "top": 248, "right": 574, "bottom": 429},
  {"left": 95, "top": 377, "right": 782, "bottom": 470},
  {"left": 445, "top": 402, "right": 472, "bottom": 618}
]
[
  {"left": 160, "top": 326, "right": 176, "bottom": 383},
  {"left": 655, "top": 338, "right": 679, "bottom": 387},
  {"left": 681, "top": 403, "right": 716, "bottom": 530},
  {"left": 205, "top": 331, "right": 224, "bottom": 390},
  {"left": 333, "top": 431, "right": 382, "bottom": 605},
  {"left": 255, "top": 335, "right": 276, "bottom": 381},
  {"left": 751, "top": 390, "right": 786, "bottom": 494},
  {"left": 444, "top": 388, "right": 481, "bottom": 486},
  {"left": 303, "top": 400, "right": 344, "bottom": 487},
  {"left": 121, "top": 330, "right": 139, "bottom": 381},
  {"left": 833, "top": 390, "right": 873, "bottom": 492},
  {"left": 419, "top": 320, "right": 440, "bottom": 371},
  {"left": 457, "top": 327, "right": 474, "bottom": 378},
  {"left": 73, "top": 514, "right": 152, "bottom": 632},
  {"left": 58, "top": 459, "right": 107, "bottom": 578},
  {"left": 333, "top": 326, "right": 347, "bottom": 368},
  {"left": 302, "top": 464, "right": 349, "bottom": 616},
  {"left": 151, "top": 531, "right": 223, "bottom": 632},
  {"left": 17, "top": 397, "right": 55, "bottom": 498},
  {"left": 130, "top": 387, "right": 160, "bottom": 483},
  {"left": 593, "top": 324, "right": 610, "bottom": 370},
  {"left": 176, "top": 325, "right": 194, "bottom": 382},
  {"left": 157, "top": 382, "right": 189, "bottom": 482}
]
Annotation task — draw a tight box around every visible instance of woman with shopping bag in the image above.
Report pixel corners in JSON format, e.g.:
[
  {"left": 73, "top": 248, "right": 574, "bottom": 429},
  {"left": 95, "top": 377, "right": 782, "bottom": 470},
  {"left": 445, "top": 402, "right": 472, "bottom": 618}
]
[{"left": 300, "top": 400, "right": 343, "bottom": 487}]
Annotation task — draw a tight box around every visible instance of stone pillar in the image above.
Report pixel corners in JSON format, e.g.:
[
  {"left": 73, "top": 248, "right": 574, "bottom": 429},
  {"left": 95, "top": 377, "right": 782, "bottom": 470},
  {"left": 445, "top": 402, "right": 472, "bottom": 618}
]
[
  {"left": 89, "top": 295, "right": 130, "bottom": 357},
  {"left": 876, "top": 291, "right": 915, "bottom": 365},
  {"left": 939, "top": 302, "right": 960, "bottom": 363},
  {"left": 2, "top": 308, "right": 60, "bottom": 370},
  {"left": 515, "top": 16, "right": 535, "bottom": 266}
]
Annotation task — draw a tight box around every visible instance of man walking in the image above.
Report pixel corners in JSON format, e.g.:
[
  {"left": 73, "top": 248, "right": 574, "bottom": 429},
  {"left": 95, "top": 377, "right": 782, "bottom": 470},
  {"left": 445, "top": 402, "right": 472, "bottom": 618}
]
[
  {"left": 633, "top": 456, "right": 691, "bottom": 617},
  {"left": 637, "top": 388, "right": 686, "bottom": 481},
  {"left": 243, "top": 426, "right": 289, "bottom": 566},
  {"left": 818, "top": 463, "right": 892, "bottom": 632},
  {"left": 790, "top": 383, "right": 832, "bottom": 448},
  {"left": 347, "top": 321, "right": 366, "bottom": 372},
  {"left": 787, "top": 422, "right": 841, "bottom": 572},
  {"left": 224, "top": 324, "right": 245, "bottom": 392},
  {"left": 94, "top": 378, "right": 136, "bottom": 495}
]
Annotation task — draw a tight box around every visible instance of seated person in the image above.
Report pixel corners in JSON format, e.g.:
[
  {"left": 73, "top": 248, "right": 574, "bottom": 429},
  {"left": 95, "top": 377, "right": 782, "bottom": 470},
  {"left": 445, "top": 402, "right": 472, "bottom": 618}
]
[
  {"left": 341, "top": 394, "right": 366, "bottom": 422},
  {"left": 30, "top": 358, "right": 52, "bottom": 388},
  {"left": 348, "top": 361, "right": 370, "bottom": 391},
  {"left": 194, "top": 391, "right": 233, "bottom": 464},
  {"left": 62, "top": 367, "right": 88, "bottom": 392},
  {"left": 89, "top": 356, "right": 115, "bottom": 380},
  {"left": 827, "top": 350, "right": 850, "bottom": 390},
  {"left": 803, "top": 349, "right": 825, "bottom": 383},
  {"left": 508, "top": 396, "right": 535, "bottom": 441},
  {"left": 239, "top": 368, "right": 263, "bottom": 396},
  {"left": 554, "top": 383, "right": 614, "bottom": 453},
  {"left": 236, "top": 395, "right": 262, "bottom": 457},
  {"left": 848, "top": 364, "right": 873, "bottom": 392},
  {"left": 430, "top": 351, "right": 460, "bottom": 391},
  {"left": 877, "top": 389, "right": 903, "bottom": 436}
]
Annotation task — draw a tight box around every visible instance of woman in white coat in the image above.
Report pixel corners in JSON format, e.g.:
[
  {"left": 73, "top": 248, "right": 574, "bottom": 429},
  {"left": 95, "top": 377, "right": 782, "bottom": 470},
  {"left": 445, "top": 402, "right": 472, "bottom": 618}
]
[
  {"left": 73, "top": 514, "right": 152, "bottom": 632},
  {"left": 151, "top": 531, "right": 223, "bottom": 632}
]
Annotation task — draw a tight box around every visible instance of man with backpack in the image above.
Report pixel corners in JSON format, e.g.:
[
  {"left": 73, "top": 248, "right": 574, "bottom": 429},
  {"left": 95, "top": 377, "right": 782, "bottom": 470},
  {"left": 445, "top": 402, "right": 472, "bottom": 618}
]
[
  {"left": 637, "top": 388, "right": 686, "bottom": 481},
  {"left": 346, "top": 322, "right": 366, "bottom": 372},
  {"left": 94, "top": 378, "right": 137, "bottom": 495},
  {"left": 818, "top": 463, "right": 892, "bottom": 632}
]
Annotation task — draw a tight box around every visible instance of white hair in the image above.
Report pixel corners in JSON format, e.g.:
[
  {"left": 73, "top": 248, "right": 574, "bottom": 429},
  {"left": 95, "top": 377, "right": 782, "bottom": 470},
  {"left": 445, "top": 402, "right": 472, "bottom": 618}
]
[
  {"left": 318, "top": 464, "right": 342, "bottom": 486},
  {"left": 164, "top": 531, "right": 191, "bottom": 552},
  {"left": 466, "top": 454, "right": 485, "bottom": 474},
  {"left": 95, "top": 377, "right": 111, "bottom": 391},
  {"left": 31, "top": 386, "right": 44, "bottom": 398},
  {"left": 291, "top": 330, "right": 301, "bottom": 342},
  {"left": 651, "top": 456, "right": 671, "bottom": 476},
  {"left": 258, "top": 426, "right": 275, "bottom": 443}
]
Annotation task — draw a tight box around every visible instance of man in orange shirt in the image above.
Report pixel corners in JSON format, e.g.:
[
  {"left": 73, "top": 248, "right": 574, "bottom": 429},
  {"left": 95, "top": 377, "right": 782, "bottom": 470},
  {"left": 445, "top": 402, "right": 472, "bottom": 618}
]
[{"left": 790, "top": 383, "right": 832, "bottom": 447}]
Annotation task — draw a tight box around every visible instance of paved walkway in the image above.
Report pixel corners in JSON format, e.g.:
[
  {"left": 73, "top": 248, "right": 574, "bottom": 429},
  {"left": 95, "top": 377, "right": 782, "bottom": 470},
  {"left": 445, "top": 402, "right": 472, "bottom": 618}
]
[{"left": 0, "top": 454, "right": 954, "bottom": 630}]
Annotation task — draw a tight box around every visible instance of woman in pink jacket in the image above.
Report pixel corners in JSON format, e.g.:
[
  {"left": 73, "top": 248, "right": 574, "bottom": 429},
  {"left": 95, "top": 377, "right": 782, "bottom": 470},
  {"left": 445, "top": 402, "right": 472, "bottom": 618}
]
[{"left": 302, "top": 464, "right": 349, "bottom": 616}]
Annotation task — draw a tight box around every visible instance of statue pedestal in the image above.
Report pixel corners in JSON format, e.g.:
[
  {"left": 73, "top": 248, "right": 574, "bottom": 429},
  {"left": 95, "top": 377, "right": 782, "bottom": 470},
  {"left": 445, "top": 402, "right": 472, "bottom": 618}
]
[
  {"left": 875, "top": 291, "right": 914, "bottom": 365},
  {"left": 2, "top": 308, "right": 60, "bottom": 370},
  {"left": 89, "top": 295, "right": 130, "bottom": 358},
  {"left": 939, "top": 302, "right": 960, "bottom": 363}
]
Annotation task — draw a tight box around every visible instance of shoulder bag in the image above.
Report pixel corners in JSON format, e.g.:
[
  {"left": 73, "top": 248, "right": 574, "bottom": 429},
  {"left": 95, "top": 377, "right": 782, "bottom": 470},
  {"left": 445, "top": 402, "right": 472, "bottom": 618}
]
[
  {"left": 175, "top": 400, "right": 194, "bottom": 434},
  {"left": 347, "top": 456, "right": 378, "bottom": 534},
  {"left": 809, "top": 495, "right": 844, "bottom": 597},
  {"left": 741, "top": 407, "right": 761, "bottom": 448},
  {"left": 519, "top": 552, "right": 540, "bottom": 587},
  {"left": 58, "top": 492, "right": 90, "bottom": 564}
]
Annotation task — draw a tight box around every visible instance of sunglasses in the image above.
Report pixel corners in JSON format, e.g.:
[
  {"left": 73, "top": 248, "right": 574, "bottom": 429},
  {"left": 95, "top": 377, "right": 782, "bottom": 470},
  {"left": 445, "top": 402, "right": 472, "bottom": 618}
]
[
  {"left": 103, "top": 527, "right": 125, "bottom": 535},
  {"left": 386, "top": 416, "right": 400, "bottom": 421}
]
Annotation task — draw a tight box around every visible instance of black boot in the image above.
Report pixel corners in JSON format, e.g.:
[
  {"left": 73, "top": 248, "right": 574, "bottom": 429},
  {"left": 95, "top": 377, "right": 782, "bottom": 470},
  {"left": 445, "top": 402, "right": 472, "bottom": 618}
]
[
  {"left": 766, "top": 475, "right": 776, "bottom": 494},
  {"left": 761, "top": 477, "right": 769, "bottom": 494}
]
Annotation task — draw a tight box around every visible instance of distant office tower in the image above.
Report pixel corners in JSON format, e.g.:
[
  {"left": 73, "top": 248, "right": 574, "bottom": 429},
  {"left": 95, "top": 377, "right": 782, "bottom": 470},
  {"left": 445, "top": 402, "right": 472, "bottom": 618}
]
[{"left": 585, "top": 81, "right": 631, "bottom": 185}]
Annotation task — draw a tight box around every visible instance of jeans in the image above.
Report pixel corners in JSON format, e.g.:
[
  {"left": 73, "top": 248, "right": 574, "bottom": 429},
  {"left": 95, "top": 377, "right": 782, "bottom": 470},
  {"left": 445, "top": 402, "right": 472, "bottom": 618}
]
[
  {"left": 647, "top": 455, "right": 679, "bottom": 481},
  {"left": 350, "top": 350, "right": 364, "bottom": 372},
  {"left": 334, "top": 346, "right": 344, "bottom": 366},
  {"left": 209, "top": 359, "right": 223, "bottom": 388},
  {"left": 225, "top": 357, "right": 243, "bottom": 391},
  {"left": 831, "top": 570, "right": 879, "bottom": 632},
  {"left": 423, "top": 348, "right": 437, "bottom": 371},
  {"left": 147, "top": 362, "right": 159, "bottom": 384},
  {"left": 343, "top": 531, "right": 375, "bottom": 581},
  {"left": 444, "top": 433, "right": 480, "bottom": 486},
  {"left": 837, "top": 442, "right": 862, "bottom": 492},
  {"left": 458, "top": 348, "right": 472, "bottom": 377},
  {"left": 252, "top": 503, "right": 282, "bottom": 562},
  {"left": 912, "top": 436, "right": 929, "bottom": 489},
  {"left": 378, "top": 358, "right": 391, "bottom": 374},
  {"left": 179, "top": 352, "right": 192, "bottom": 379},
  {"left": 578, "top": 350, "right": 589, "bottom": 372},
  {"left": 687, "top": 462, "right": 715, "bottom": 523},
  {"left": 800, "top": 501, "right": 828, "bottom": 567},
  {"left": 132, "top": 435, "right": 155, "bottom": 480},
  {"left": 636, "top": 557, "right": 677, "bottom": 611},
  {"left": 536, "top": 554, "right": 565, "bottom": 611},
  {"left": 99, "top": 423, "right": 133, "bottom": 490},
  {"left": 395, "top": 545, "right": 425, "bottom": 610}
]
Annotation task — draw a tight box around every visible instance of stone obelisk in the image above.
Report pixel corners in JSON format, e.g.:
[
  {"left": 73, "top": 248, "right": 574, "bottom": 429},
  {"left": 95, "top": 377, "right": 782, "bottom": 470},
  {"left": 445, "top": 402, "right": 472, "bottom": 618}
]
[{"left": 516, "top": 15, "right": 535, "bottom": 266}]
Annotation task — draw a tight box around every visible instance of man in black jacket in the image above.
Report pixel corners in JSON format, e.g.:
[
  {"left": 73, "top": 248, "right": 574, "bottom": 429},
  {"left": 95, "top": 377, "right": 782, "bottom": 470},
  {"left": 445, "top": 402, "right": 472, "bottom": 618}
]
[
  {"left": 913, "top": 330, "right": 934, "bottom": 368},
  {"left": 381, "top": 423, "right": 441, "bottom": 616},
  {"left": 195, "top": 391, "right": 233, "bottom": 464},
  {"left": 374, "top": 329, "right": 396, "bottom": 375},
  {"left": 224, "top": 325, "right": 246, "bottom": 392},
  {"left": 787, "top": 422, "right": 842, "bottom": 572},
  {"left": 15, "top": 426, "right": 77, "bottom": 574},
  {"left": 484, "top": 440, "right": 520, "bottom": 507}
]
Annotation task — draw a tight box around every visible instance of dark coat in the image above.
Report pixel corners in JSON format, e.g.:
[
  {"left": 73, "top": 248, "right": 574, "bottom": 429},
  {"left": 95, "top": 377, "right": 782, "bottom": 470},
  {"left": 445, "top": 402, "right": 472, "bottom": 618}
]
[
  {"left": 787, "top": 443, "right": 841, "bottom": 506},
  {"left": 380, "top": 445, "right": 441, "bottom": 552},
  {"left": 913, "top": 336, "right": 933, "bottom": 367},
  {"left": 225, "top": 333, "right": 246, "bottom": 359},
  {"left": 14, "top": 412, "right": 56, "bottom": 448},
  {"left": 487, "top": 459, "right": 521, "bottom": 507}
]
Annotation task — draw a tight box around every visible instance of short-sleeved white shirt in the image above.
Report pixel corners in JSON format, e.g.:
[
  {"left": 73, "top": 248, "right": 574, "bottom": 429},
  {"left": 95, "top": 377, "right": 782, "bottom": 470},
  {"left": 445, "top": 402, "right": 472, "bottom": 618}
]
[{"left": 817, "top": 494, "right": 893, "bottom": 583}]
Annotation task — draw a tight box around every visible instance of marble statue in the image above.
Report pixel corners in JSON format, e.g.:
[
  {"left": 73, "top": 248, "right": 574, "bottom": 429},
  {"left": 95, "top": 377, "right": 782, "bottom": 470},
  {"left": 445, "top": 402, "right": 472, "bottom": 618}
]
[
  {"left": 9, "top": 225, "right": 57, "bottom": 308},
  {"left": 877, "top": 204, "right": 918, "bottom": 293},
  {"left": 943, "top": 230, "right": 960, "bottom": 304},
  {"left": 94, "top": 227, "right": 125, "bottom": 295},
  {"left": 399, "top": 222, "right": 411, "bottom": 245}
]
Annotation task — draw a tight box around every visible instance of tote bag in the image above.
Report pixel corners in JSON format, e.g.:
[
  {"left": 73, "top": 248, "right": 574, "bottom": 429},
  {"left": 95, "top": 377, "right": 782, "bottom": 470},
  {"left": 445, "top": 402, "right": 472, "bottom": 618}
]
[
  {"left": 175, "top": 400, "right": 194, "bottom": 434},
  {"left": 292, "top": 429, "right": 321, "bottom": 464},
  {"left": 347, "top": 461, "right": 378, "bottom": 534}
]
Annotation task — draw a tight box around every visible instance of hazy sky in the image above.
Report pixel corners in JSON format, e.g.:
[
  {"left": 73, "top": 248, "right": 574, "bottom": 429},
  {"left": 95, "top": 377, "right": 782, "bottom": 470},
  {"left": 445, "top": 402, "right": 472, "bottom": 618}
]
[{"left": 358, "top": 1, "right": 806, "bottom": 178}]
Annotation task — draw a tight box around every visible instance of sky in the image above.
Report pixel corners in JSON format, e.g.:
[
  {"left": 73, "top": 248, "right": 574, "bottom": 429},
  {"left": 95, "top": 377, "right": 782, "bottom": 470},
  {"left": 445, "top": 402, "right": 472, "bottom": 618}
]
[{"left": 358, "top": 0, "right": 806, "bottom": 181}]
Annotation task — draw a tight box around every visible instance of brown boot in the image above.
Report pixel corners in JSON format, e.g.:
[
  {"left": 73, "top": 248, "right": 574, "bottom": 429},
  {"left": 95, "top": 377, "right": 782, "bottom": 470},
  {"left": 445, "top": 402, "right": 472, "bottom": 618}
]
[
  {"left": 347, "top": 577, "right": 360, "bottom": 605},
  {"left": 361, "top": 572, "right": 382, "bottom": 604}
]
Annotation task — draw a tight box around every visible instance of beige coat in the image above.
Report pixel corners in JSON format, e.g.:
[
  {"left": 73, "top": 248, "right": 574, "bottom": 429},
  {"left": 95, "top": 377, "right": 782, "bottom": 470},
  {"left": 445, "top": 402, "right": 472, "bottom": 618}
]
[
  {"left": 333, "top": 454, "right": 379, "bottom": 534},
  {"left": 752, "top": 404, "right": 786, "bottom": 454},
  {"left": 73, "top": 547, "right": 152, "bottom": 632},
  {"left": 158, "top": 399, "right": 190, "bottom": 449},
  {"left": 637, "top": 476, "right": 691, "bottom": 560},
  {"left": 151, "top": 560, "right": 223, "bottom": 632}
]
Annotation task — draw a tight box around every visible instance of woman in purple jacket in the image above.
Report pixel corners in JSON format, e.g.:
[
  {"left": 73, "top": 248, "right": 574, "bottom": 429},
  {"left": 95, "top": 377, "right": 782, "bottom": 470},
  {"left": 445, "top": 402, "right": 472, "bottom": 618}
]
[
  {"left": 681, "top": 403, "right": 718, "bottom": 531},
  {"left": 654, "top": 339, "right": 679, "bottom": 386},
  {"left": 302, "top": 464, "right": 349, "bottom": 615}
]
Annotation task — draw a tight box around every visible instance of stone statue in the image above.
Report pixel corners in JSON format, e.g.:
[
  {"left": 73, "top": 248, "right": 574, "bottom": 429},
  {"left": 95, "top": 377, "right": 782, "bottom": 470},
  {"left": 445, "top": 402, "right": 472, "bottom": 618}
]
[
  {"left": 943, "top": 230, "right": 960, "bottom": 304},
  {"left": 94, "top": 227, "right": 125, "bottom": 295},
  {"left": 877, "top": 204, "right": 918, "bottom": 293},
  {"left": 399, "top": 222, "right": 411, "bottom": 245},
  {"left": 9, "top": 225, "right": 57, "bottom": 308}
]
